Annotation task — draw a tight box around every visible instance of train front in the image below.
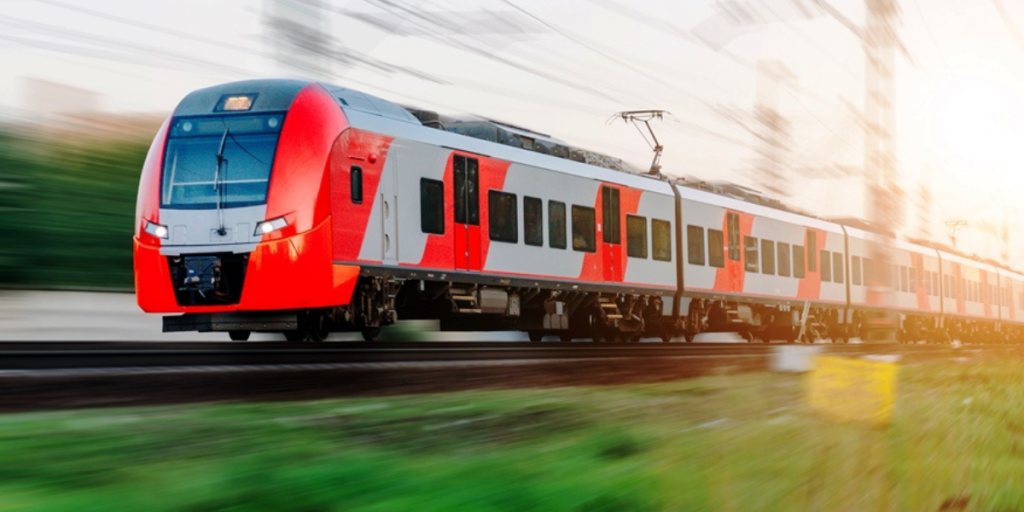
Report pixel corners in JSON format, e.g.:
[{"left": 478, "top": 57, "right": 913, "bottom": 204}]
[{"left": 133, "top": 79, "right": 356, "bottom": 337}]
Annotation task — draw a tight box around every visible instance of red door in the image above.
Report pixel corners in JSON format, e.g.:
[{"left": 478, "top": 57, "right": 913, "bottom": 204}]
[
  {"left": 601, "top": 185, "right": 621, "bottom": 282},
  {"left": 454, "top": 155, "right": 481, "bottom": 271}
]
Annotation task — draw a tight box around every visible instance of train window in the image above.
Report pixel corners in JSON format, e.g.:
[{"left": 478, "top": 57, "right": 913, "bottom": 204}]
[
  {"left": 943, "top": 275, "right": 949, "bottom": 297},
  {"left": 419, "top": 178, "right": 445, "bottom": 235},
  {"left": 549, "top": 200, "right": 567, "bottom": 249},
  {"left": 793, "top": 245, "right": 806, "bottom": 278},
  {"left": 777, "top": 242, "right": 791, "bottom": 277},
  {"left": 627, "top": 215, "right": 648, "bottom": 259},
  {"left": 488, "top": 190, "right": 518, "bottom": 243},
  {"left": 727, "top": 212, "right": 740, "bottom": 261},
  {"left": 900, "top": 266, "right": 908, "bottom": 292},
  {"left": 807, "top": 231, "right": 818, "bottom": 272},
  {"left": 687, "top": 225, "right": 705, "bottom": 265},
  {"left": 652, "top": 219, "right": 672, "bottom": 262},
  {"left": 820, "top": 250, "right": 831, "bottom": 282},
  {"left": 909, "top": 267, "right": 917, "bottom": 292},
  {"left": 454, "top": 155, "right": 480, "bottom": 225},
  {"left": 524, "top": 196, "right": 543, "bottom": 247},
  {"left": 602, "top": 186, "right": 621, "bottom": 244},
  {"left": 350, "top": 166, "right": 363, "bottom": 204},
  {"left": 761, "top": 239, "right": 775, "bottom": 275},
  {"left": 572, "top": 205, "right": 596, "bottom": 252},
  {"left": 851, "top": 256, "right": 862, "bottom": 285},
  {"left": 708, "top": 229, "right": 725, "bottom": 268},
  {"left": 744, "top": 236, "right": 759, "bottom": 273},
  {"left": 832, "top": 252, "right": 844, "bottom": 284}
]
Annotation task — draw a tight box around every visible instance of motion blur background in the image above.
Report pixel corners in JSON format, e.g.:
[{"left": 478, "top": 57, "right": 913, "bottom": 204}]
[{"left": 2, "top": 0, "right": 1023, "bottom": 308}]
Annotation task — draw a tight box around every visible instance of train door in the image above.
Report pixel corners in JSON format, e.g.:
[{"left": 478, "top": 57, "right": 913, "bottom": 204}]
[
  {"left": 380, "top": 155, "right": 398, "bottom": 265},
  {"left": 453, "top": 155, "right": 481, "bottom": 271},
  {"left": 601, "top": 185, "right": 621, "bottom": 282}
]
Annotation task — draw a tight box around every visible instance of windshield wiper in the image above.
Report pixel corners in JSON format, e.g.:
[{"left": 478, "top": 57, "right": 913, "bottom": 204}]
[{"left": 214, "top": 129, "right": 229, "bottom": 236}]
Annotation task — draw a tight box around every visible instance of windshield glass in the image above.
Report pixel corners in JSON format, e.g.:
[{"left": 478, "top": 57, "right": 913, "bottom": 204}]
[{"left": 161, "top": 113, "right": 284, "bottom": 209}]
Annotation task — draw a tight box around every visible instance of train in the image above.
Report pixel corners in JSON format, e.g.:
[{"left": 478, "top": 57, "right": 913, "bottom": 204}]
[{"left": 133, "top": 78, "right": 1024, "bottom": 343}]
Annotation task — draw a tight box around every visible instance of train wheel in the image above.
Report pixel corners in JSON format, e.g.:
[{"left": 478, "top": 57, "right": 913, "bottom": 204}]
[
  {"left": 683, "top": 332, "right": 694, "bottom": 343},
  {"left": 743, "top": 331, "right": 755, "bottom": 343},
  {"left": 361, "top": 326, "right": 383, "bottom": 342},
  {"left": 528, "top": 331, "right": 544, "bottom": 342},
  {"left": 284, "top": 330, "right": 306, "bottom": 342},
  {"left": 307, "top": 327, "right": 329, "bottom": 343},
  {"left": 229, "top": 330, "right": 250, "bottom": 341}
]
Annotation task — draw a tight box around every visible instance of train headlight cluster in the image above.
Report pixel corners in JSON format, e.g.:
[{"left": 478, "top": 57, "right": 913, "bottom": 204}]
[
  {"left": 255, "top": 216, "right": 288, "bottom": 236},
  {"left": 144, "top": 220, "right": 169, "bottom": 239}
]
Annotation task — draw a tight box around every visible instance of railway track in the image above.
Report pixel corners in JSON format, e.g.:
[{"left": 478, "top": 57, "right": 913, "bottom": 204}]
[
  {"left": 0, "top": 342, "right": 980, "bottom": 412},
  {"left": 0, "top": 341, "right": 954, "bottom": 370}
]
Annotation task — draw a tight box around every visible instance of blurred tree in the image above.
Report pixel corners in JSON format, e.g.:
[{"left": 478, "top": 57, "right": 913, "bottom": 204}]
[{"left": 0, "top": 127, "right": 148, "bottom": 290}]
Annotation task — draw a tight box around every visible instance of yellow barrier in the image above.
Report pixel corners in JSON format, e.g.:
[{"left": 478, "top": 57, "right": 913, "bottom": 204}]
[{"left": 808, "top": 355, "right": 898, "bottom": 427}]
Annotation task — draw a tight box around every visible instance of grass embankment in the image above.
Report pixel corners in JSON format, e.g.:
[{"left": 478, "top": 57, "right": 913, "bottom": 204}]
[{"left": 2, "top": 356, "right": 1024, "bottom": 511}]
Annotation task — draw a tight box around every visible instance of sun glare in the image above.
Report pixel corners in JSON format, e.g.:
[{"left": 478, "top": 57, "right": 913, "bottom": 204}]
[{"left": 934, "top": 78, "right": 1024, "bottom": 181}]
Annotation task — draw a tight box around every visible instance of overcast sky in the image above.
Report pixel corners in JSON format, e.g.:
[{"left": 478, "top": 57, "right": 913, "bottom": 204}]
[{"left": 4, "top": 0, "right": 1024, "bottom": 262}]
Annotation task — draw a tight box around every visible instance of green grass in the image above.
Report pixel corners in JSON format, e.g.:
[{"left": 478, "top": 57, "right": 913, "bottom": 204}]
[{"left": 3, "top": 356, "right": 1024, "bottom": 511}]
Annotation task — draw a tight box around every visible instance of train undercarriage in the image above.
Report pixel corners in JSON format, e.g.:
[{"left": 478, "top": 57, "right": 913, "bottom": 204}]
[{"left": 164, "top": 276, "right": 1023, "bottom": 345}]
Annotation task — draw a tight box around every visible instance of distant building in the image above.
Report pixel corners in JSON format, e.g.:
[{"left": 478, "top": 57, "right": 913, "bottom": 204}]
[{"left": 21, "top": 78, "right": 102, "bottom": 121}]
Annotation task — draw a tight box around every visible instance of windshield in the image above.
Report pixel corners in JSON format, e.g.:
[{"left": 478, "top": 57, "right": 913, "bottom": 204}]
[{"left": 161, "top": 113, "right": 285, "bottom": 209}]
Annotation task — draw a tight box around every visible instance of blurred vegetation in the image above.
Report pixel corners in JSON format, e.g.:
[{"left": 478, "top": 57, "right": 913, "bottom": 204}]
[
  {"left": 0, "top": 127, "right": 148, "bottom": 289},
  {"left": 4, "top": 356, "right": 1024, "bottom": 510}
]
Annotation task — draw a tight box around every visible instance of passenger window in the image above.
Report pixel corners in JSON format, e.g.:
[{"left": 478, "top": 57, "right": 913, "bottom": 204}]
[
  {"left": 851, "top": 255, "right": 862, "bottom": 285},
  {"left": 687, "top": 225, "right": 705, "bottom": 265},
  {"left": 549, "top": 200, "right": 566, "bottom": 249},
  {"left": 350, "top": 165, "right": 363, "bottom": 204},
  {"left": 524, "top": 196, "right": 543, "bottom": 247},
  {"left": 627, "top": 215, "right": 648, "bottom": 259},
  {"left": 419, "top": 178, "right": 445, "bottom": 235},
  {"left": 832, "top": 252, "right": 844, "bottom": 284},
  {"left": 744, "top": 236, "right": 759, "bottom": 273},
  {"left": 602, "top": 186, "right": 621, "bottom": 244},
  {"left": 727, "top": 212, "right": 740, "bottom": 261},
  {"left": 900, "top": 266, "right": 908, "bottom": 292},
  {"left": 761, "top": 239, "right": 775, "bottom": 275},
  {"left": 793, "top": 245, "right": 806, "bottom": 278},
  {"left": 777, "top": 242, "right": 791, "bottom": 277},
  {"left": 572, "top": 205, "right": 596, "bottom": 252},
  {"left": 488, "top": 190, "right": 518, "bottom": 243},
  {"left": 708, "top": 229, "right": 725, "bottom": 268},
  {"left": 652, "top": 219, "right": 672, "bottom": 262},
  {"left": 820, "top": 249, "right": 831, "bottom": 282},
  {"left": 807, "top": 231, "right": 818, "bottom": 271}
]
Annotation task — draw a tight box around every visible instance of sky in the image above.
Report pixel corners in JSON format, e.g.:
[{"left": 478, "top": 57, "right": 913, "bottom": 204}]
[{"left": 3, "top": 0, "right": 1024, "bottom": 263}]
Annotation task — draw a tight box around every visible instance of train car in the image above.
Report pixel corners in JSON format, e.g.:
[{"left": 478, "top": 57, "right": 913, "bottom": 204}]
[
  {"left": 135, "top": 78, "right": 1024, "bottom": 345},
  {"left": 135, "top": 78, "right": 684, "bottom": 341},
  {"left": 937, "top": 250, "right": 1001, "bottom": 342},
  {"left": 674, "top": 184, "right": 848, "bottom": 342},
  {"left": 998, "top": 267, "right": 1024, "bottom": 342}
]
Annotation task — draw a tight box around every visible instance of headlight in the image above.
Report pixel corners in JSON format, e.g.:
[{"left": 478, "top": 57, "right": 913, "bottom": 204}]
[
  {"left": 255, "top": 216, "right": 288, "bottom": 236},
  {"left": 144, "top": 220, "right": 168, "bottom": 239}
]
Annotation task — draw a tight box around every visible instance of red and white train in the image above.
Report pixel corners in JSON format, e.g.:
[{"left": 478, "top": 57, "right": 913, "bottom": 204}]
[{"left": 134, "top": 78, "right": 1024, "bottom": 343}]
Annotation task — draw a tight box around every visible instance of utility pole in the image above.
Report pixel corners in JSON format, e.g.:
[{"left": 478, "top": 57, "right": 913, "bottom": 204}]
[
  {"left": 862, "top": 0, "right": 901, "bottom": 343},
  {"left": 755, "top": 60, "right": 794, "bottom": 199},
  {"left": 917, "top": 164, "right": 932, "bottom": 241},
  {"left": 262, "top": 0, "right": 333, "bottom": 80}
]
